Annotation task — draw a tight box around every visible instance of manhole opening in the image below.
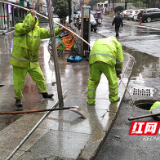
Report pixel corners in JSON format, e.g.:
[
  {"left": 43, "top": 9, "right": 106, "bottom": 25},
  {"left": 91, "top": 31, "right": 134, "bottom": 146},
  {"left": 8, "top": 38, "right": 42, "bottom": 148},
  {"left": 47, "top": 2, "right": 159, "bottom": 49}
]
[
  {"left": 133, "top": 88, "right": 151, "bottom": 96},
  {"left": 135, "top": 100, "right": 158, "bottom": 110}
]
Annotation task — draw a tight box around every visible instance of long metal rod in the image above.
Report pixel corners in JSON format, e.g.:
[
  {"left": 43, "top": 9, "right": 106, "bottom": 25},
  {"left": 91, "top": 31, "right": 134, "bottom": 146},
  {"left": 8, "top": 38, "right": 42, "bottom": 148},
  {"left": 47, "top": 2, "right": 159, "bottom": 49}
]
[
  {"left": 120, "top": 78, "right": 135, "bottom": 106},
  {"left": 6, "top": 91, "right": 67, "bottom": 160},
  {"left": 128, "top": 112, "right": 160, "bottom": 121},
  {"left": 46, "top": 0, "right": 63, "bottom": 107},
  {"left": 0, "top": 107, "right": 74, "bottom": 115},
  {"left": 0, "top": 0, "right": 92, "bottom": 48}
]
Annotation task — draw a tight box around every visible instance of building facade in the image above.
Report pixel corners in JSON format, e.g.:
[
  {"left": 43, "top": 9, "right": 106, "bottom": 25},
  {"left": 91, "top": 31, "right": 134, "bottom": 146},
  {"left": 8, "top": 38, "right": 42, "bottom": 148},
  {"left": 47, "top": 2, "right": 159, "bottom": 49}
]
[{"left": 0, "top": 0, "right": 35, "bottom": 30}]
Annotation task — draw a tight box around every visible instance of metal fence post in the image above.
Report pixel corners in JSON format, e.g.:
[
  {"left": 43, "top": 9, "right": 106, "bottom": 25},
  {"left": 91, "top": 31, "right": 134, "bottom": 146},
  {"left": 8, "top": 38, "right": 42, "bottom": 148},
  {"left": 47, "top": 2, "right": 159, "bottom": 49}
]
[{"left": 46, "top": 0, "right": 64, "bottom": 107}]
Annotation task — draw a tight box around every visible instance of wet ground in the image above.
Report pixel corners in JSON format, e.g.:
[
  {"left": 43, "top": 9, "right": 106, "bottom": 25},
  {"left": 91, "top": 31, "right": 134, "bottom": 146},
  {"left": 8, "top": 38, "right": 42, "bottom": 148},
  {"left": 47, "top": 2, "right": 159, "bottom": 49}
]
[
  {"left": 97, "top": 16, "right": 160, "bottom": 96},
  {"left": 0, "top": 15, "right": 160, "bottom": 159},
  {"left": 95, "top": 16, "right": 160, "bottom": 160},
  {"left": 0, "top": 22, "right": 103, "bottom": 132}
]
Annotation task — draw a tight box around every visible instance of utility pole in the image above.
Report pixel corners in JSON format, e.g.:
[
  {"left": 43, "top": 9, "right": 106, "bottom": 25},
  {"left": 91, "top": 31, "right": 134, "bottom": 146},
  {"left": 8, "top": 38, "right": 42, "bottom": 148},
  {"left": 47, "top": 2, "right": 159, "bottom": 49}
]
[
  {"left": 125, "top": 0, "right": 127, "bottom": 10},
  {"left": 68, "top": 0, "right": 71, "bottom": 23},
  {"left": 46, "top": 0, "right": 64, "bottom": 107},
  {"left": 113, "top": 0, "right": 114, "bottom": 10}
]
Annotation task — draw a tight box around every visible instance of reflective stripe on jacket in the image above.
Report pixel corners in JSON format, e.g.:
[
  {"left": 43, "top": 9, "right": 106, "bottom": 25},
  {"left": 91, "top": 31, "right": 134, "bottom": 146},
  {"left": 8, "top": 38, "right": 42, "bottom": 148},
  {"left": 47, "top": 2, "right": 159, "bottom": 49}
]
[
  {"left": 10, "top": 13, "right": 60, "bottom": 69},
  {"left": 89, "top": 36, "right": 124, "bottom": 75}
]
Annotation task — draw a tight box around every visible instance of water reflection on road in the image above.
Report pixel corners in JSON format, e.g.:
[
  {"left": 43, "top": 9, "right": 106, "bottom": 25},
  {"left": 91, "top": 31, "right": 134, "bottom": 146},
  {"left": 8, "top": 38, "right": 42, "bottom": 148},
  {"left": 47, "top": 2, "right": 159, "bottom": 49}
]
[{"left": 99, "top": 16, "right": 160, "bottom": 79}]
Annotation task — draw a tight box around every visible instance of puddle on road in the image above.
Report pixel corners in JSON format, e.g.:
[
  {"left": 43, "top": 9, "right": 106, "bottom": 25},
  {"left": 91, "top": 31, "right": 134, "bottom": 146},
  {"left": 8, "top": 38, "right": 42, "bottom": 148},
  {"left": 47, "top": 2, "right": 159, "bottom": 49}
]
[{"left": 123, "top": 46, "right": 160, "bottom": 79}]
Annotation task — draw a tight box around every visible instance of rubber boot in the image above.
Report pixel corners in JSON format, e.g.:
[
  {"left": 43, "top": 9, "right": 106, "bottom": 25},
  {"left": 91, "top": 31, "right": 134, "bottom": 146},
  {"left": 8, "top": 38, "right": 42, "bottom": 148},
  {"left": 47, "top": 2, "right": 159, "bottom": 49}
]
[
  {"left": 42, "top": 92, "right": 54, "bottom": 98},
  {"left": 15, "top": 99, "right": 23, "bottom": 107}
]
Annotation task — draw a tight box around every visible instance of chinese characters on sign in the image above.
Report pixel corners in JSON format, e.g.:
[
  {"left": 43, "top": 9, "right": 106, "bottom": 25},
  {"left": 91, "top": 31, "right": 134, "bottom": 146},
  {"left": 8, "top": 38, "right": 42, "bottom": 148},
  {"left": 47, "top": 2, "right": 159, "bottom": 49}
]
[{"left": 129, "top": 121, "right": 160, "bottom": 135}]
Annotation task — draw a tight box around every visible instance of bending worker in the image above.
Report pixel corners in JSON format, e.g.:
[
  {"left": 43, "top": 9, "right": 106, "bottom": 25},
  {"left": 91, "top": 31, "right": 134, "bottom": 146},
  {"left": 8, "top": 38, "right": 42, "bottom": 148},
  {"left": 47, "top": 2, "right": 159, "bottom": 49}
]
[
  {"left": 87, "top": 36, "right": 124, "bottom": 105},
  {"left": 10, "top": 9, "right": 65, "bottom": 107}
]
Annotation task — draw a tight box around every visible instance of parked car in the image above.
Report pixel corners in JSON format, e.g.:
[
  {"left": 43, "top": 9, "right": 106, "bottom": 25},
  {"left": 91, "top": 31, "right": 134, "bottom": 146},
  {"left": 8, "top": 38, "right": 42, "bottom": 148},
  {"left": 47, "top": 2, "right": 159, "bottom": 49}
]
[
  {"left": 121, "top": 9, "right": 133, "bottom": 19},
  {"left": 128, "top": 10, "right": 136, "bottom": 20},
  {"left": 140, "top": 8, "right": 160, "bottom": 22},
  {"left": 137, "top": 10, "right": 144, "bottom": 21},
  {"left": 126, "top": 10, "right": 134, "bottom": 19},
  {"left": 78, "top": 13, "right": 97, "bottom": 32},
  {"left": 133, "top": 9, "right": 144, "bottom": 21}
]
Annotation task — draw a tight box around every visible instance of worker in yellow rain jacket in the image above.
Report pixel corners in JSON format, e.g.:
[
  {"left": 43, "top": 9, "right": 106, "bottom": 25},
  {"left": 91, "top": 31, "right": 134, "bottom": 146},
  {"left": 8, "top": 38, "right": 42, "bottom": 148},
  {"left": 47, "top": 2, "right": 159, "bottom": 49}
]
[
  {"left": 10, "top": 9, "right": 65, "bottom": 107},
  {"left": 87, "top": 36, "right": 124, "bottom": 104}
]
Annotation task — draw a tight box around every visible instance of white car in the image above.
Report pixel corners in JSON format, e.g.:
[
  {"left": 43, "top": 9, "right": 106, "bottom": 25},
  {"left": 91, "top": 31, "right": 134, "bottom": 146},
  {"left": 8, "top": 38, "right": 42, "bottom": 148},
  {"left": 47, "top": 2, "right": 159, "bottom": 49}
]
[
  {"left": 128, "top": 10, "right": 136, "bottom": 20},
  {"left": 121, "top": 9, "right": 133, "bottom": 19},
  {"left": 133, "top": 9, "right": 144, "bottom": 21}
]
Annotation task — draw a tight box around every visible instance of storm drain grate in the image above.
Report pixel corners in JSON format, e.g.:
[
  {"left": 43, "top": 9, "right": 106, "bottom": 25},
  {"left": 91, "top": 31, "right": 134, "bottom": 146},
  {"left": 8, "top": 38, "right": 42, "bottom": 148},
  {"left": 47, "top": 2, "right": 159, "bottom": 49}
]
[{"left": 132, "top": 88, "right": 151, "bottom": 96}]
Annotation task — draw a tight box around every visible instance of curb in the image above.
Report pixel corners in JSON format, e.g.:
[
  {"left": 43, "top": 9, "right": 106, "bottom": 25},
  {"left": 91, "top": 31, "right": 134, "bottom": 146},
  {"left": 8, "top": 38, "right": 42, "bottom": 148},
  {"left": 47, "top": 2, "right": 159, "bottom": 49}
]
[{"left": 77, "top": 52, "right": 135, "bottom": 160}]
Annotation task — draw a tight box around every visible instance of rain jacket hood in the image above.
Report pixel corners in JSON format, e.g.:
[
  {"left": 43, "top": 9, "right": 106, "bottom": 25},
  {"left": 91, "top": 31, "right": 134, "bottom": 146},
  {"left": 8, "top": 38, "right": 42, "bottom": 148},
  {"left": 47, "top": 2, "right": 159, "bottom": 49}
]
[
  {"left": 23, "top": 14, "right": 39, "bottom": 28},
  {"left": 10, "top": 13, "right": 60, "bottom": 69}
]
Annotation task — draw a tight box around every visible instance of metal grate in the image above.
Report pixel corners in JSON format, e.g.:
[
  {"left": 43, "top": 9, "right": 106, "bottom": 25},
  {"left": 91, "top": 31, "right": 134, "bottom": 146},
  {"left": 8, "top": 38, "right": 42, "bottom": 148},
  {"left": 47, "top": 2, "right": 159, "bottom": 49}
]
[{"left": 132, "top": 88, "right": 151, "bottom": 96}]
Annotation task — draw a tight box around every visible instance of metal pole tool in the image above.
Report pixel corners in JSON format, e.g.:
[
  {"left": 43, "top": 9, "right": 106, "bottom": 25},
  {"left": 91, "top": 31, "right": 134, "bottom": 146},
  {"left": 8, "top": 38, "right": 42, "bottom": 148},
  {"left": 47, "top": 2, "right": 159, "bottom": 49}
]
[{"left": 0, "top": 106, "right": 88, "bottom": 119}]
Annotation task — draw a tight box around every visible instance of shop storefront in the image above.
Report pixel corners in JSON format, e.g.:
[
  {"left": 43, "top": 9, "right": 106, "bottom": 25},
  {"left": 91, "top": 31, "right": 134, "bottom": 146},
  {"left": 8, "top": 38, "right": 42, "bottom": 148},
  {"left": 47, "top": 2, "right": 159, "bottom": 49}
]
[
  {"left": 0, "top": 3, "right": 6, "bottom": 29},
  {"left": 0, "top": 0, "right": 20, "bottom": 30},
  {"left": 0, "top": 0, "right": 32, "bottom": 30},
  {"left": 18, "top": 0, "right": 28, "bottom": 19}
]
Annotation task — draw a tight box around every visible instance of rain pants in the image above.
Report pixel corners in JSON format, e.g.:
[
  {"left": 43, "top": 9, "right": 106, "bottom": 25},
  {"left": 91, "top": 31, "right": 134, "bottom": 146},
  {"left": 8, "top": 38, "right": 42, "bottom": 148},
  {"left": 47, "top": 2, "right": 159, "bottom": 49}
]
[
  {"left": 10, "top": 14, "right": 61, "bottom": 99},
  {"left": 87, "top": 37, "right": 124, "bottom": 104}
]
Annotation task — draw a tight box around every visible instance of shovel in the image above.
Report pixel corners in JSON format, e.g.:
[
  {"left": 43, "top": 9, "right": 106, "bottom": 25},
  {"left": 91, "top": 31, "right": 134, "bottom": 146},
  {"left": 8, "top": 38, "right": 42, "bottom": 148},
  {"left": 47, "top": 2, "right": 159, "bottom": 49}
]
[{"left": 0, "top": 106, "right": 88, "bottom": 119}]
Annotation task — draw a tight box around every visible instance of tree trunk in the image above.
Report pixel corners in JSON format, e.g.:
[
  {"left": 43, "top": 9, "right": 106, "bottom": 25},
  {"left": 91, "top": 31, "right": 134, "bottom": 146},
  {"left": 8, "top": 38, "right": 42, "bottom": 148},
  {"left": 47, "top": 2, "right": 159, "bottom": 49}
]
[
  {"left": 113, "top": 0, "right": 114, "bottom": 10},
  {"left": 68, "top": 0, "right": 71, "bottom": 23},
  {"left": 125, "top": 0, "right": 127, "bottom": 10}
]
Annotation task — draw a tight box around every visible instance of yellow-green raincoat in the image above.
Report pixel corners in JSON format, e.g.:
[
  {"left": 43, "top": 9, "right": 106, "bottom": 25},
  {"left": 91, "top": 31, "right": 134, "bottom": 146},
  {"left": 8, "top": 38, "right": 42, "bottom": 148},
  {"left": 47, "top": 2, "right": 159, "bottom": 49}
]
[
  {"left": 87, "top": 36, "right": 124, "bottom": 104},
  {"left": 10, "top": 14, "right": 60, "bottom": 99}
]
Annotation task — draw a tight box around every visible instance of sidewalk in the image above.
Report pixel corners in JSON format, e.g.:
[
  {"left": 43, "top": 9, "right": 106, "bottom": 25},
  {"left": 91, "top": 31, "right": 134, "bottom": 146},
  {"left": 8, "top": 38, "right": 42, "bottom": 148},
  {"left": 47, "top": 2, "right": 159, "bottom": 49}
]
[
  {"left": 0, "top": 28, "right": 15, "bottom": 35},
  {"left": 0, "top": 39, "right": 135, "bottom": 160}
]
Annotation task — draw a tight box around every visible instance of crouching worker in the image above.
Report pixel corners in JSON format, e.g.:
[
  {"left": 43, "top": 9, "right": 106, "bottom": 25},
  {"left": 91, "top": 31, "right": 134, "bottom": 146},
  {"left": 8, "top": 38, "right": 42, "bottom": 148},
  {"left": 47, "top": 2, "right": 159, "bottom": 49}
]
[
  {"left": 10, "top": 9, "right": 66, "bottom": 107},
  {"left": 87, "top": 36, "right": 124, "bottom": 105}
]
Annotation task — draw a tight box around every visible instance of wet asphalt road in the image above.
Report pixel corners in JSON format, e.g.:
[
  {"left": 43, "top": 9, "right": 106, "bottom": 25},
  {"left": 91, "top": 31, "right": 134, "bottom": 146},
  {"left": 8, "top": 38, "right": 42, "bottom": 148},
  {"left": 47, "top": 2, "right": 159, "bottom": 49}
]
[
  {"left": 94, "top": 17, "right": 160, "bottom": 160},
  {"left": 0, "top": 16, "right": 160, "bottom": 159}
]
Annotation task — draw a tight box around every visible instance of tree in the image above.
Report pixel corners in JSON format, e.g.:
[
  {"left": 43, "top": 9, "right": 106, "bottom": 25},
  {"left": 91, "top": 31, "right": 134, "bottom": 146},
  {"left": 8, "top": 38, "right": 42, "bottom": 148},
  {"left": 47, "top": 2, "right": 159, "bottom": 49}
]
[
  {"left": 67, "top": 0, "right": 71, "bottom": 23},
  {"left": 114, "top": 6, "right": 124, "bottom": 13},
  {"left": 52, "top": 0, "right": 69, "bottom": 24}
]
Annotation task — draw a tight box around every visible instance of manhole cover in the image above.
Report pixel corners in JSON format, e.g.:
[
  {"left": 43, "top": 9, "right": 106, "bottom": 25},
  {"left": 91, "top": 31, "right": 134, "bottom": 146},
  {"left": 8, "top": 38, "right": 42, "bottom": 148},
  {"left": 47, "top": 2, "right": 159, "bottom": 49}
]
[{"left": 131, "top": 87, "right": 155, "bottom": 97}]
